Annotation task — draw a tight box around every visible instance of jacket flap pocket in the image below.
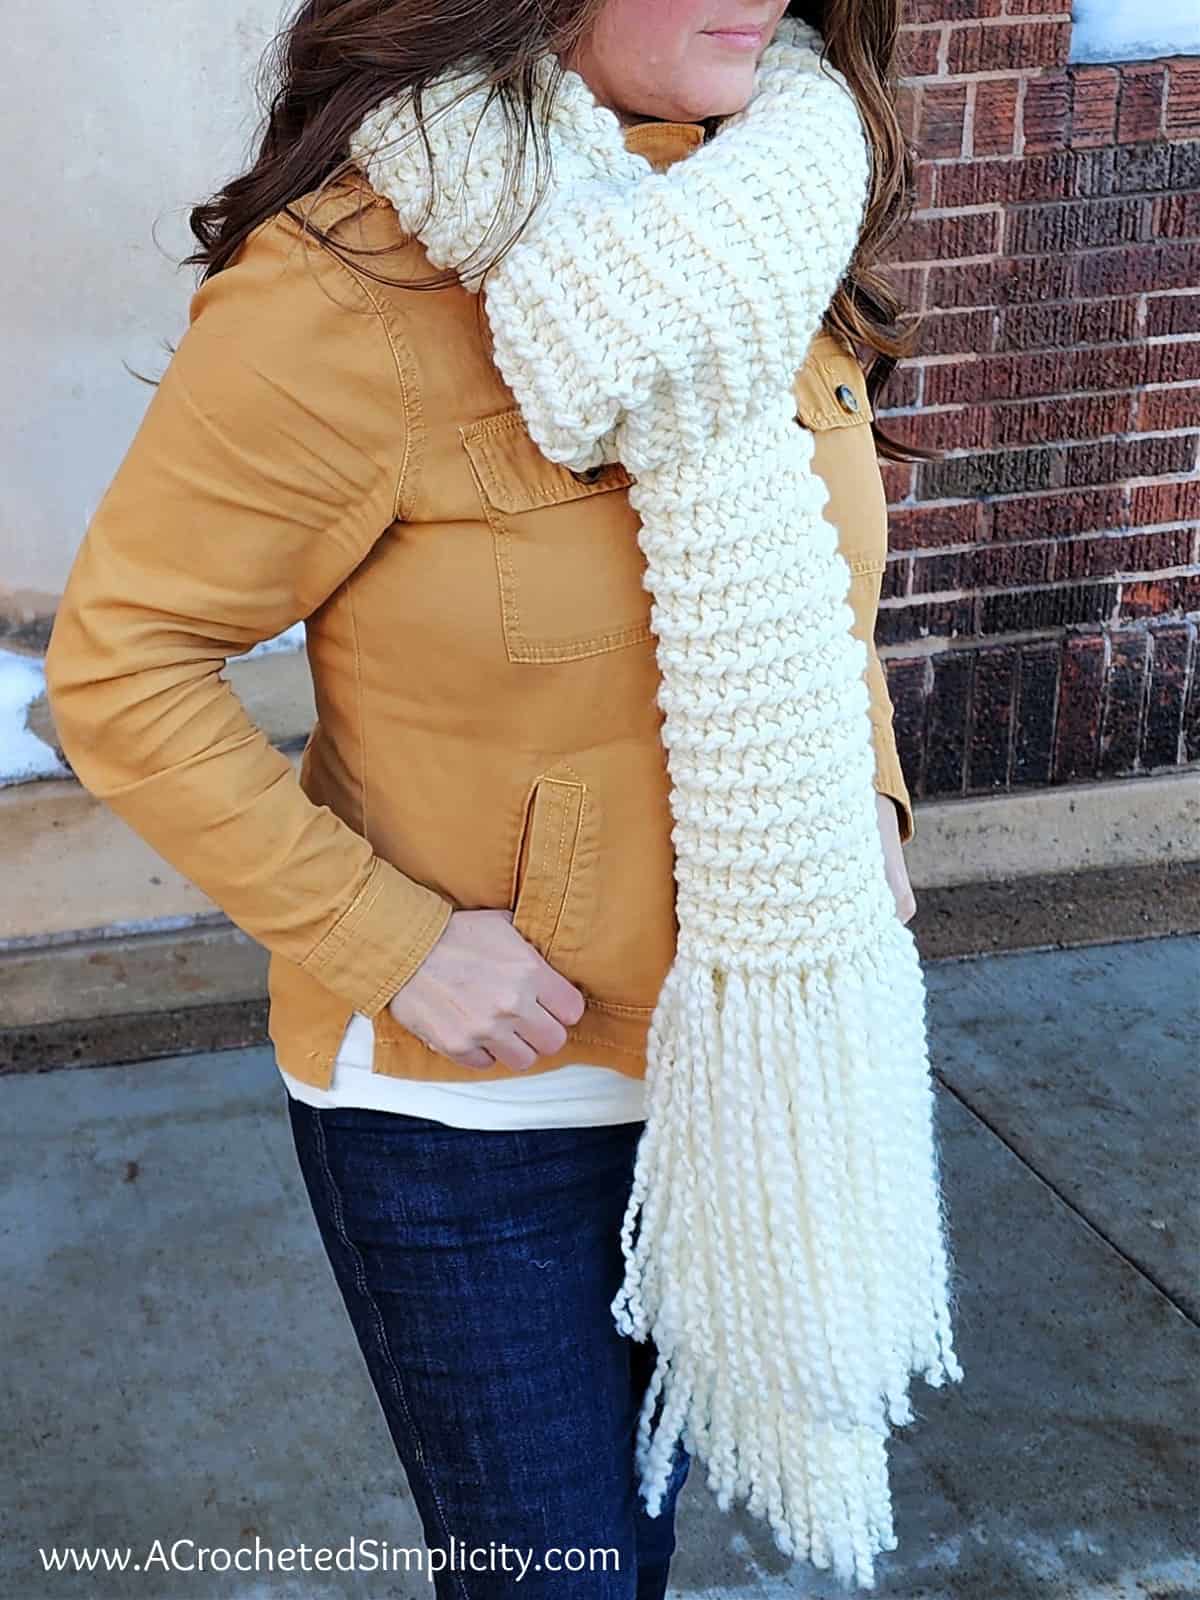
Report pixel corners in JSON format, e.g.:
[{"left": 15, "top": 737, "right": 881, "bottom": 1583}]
[
  {"left": 794, "top": 332, "right": 875, "bottom": 432},
  {"left": 511, "top": 769, "right": 591, "bottom": 962},
  {"left": 462, "top": 409, "right": 634, "bottom": 514}
]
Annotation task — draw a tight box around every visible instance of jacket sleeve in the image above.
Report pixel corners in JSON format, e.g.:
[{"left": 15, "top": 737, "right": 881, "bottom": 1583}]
[
  {"left": 865, "top": 640, "right": 915, "bottom": 845},
  {"left": 43, "top": 209, "right": 454, "bottom": 1018}
]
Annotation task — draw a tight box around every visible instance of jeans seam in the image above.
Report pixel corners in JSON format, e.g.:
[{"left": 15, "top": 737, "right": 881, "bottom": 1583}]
[{"left": 310, "top": 1108, "right": 471, "bottom": 1600}]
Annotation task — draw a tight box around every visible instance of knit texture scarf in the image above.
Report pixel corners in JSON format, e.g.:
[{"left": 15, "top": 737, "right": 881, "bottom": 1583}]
[{"left": 350, "top": 18, "right": 963, "bottom": 1587}]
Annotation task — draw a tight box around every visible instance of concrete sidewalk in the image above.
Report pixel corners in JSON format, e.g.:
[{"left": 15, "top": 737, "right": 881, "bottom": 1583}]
[{"left": 2, "top": 936, "right": 1196, "bottom": 1599}]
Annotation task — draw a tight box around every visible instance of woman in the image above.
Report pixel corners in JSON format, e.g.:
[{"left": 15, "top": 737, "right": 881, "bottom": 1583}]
[{"left": 46, "top": 1, "right": 962, "bottom": 1593}]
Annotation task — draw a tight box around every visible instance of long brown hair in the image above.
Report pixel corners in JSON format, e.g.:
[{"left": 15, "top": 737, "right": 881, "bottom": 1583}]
[{"left": 184, "top": 0, "right": 933, "bottom": 462}]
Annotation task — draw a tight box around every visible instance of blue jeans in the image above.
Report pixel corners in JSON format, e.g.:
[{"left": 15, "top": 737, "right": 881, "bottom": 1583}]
[{"left": 285, "top": 1095, "right": 691, "bottom": 1598}]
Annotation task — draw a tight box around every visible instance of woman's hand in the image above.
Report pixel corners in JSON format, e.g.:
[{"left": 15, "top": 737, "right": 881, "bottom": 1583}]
[
  {"left": 387, "top": 909, "right": 586, "bottom": 1072},
  {"left": 391, "top": 802, "right": 914, "bottom": 1074},
  {"left": 876, "top": 791, "right": 916, "bottom": 925}
]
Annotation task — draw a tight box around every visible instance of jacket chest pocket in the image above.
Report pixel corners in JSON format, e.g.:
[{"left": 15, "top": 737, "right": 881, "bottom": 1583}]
[
  {"left": 460, "top": 409, "right": 653, "bottom": 665},
  {"left": 794, "top": 335, "right": 888, "bottom": 583}
]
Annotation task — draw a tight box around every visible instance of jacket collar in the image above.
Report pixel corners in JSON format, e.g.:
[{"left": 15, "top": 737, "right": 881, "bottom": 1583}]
[{"left": 621, "top": 120, "right": 707, "bottom": 172}]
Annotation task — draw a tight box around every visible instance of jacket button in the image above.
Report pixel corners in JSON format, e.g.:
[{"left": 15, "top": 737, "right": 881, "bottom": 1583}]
[{"left": 835, "top": 383, "right": 859, "bottom": 414}]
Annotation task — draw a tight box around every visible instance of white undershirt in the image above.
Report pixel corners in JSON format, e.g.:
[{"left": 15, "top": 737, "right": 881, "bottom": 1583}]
[{"left": 277, "top": 1009, "right": 647, "bottom": 1130}]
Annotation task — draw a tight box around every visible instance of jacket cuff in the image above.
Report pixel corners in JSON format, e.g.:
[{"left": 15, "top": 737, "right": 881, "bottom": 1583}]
[
  {"left": 301, "top": 856, "right": 455, "bottom": 1019},
  {"left": 870, "top": 720, "right": 915, "bottom": 846}
]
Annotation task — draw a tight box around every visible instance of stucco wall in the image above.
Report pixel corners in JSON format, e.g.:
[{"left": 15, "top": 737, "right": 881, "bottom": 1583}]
[{"left": 0, "top": 0, "right": 279, "bottom": 604}]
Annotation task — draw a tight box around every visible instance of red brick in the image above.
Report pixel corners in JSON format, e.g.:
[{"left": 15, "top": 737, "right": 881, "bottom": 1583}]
[
  {"left": 987, "top": 488, "right": 1126, "bottom": 542},
  {"left": 876, "top": 597, "right": 976, "bottom": 647},
  {"left": 1055, "top": 530, "right": 1195, "bottom": 581},
  {"left": 881, "top": 462, "right": 916, "bottom": 504},
  {"left": 973, "top": 543, "right": 1056, "bottom": 587},
  {"left": 888, "top": 501, "right": 984, "bottom": 552},
  {"left": 1145, "top": 293, "right": 1200, "bottom": 338},
  {"left": 994, "top": 254, "right": 1075, "bottom": 303},
  {"left": 1053, "top": 632, "right": 1106, "bottom": 781},
  {"left": 1013, "top": 642, "right": 1060, "bottom": 784},
  {"left": 1146, "top": 625, "right": 1196, "bottom": 768},
  {"left": 828, "top": 52, "right": 1200, "bottom": 796},
  {"left": 1155, "top": 193, "right": 1200, "bottom": 239},
  {"left": 1023, "top": 73, "right": 1072, "bottom": 154},
  {"left": 896, "top": 210, "right": 1001, "bottom": 265},
  {"left": 881, "top": 556, "right": 910, "bottom": 601},
  {"left": 936, "top": 153, "right": 1069, "bottom": 208},
  {"left": 1187, "top": 633, "right": 1200, "bottom": 764},
  {"left": 879, "top": 262, "right": 926, "bottom": 314},
  {"left": 926, "top": 253, "right": 1073, "bottom": 309},
  {"left": 901, "top": 405, "right": 993, "bottom": 454},
  {"left": 922, "top": 344, "right": 1145, "bottom": 406},
  {"left": 883, "top": 657, "right": 930, "bottom": 795},
  {"left": 1117, "top": 65, "right": 1166, "bottom": 146},
  {"left": 1069, "top": 67, "right": 1119, "bottom": 149},
  {"left": 925, "top": 259, "right": 1001, "bottom": 309},
  {"left": 997, "top": 297, "right": 1139, "bottom": 352},
  {"left": 968, "top": 645, "right": 1018, "bottom": 790},
  {"left": 1136, "top": 388, "right": 1200, "bottom": 432},
  {"left": 911, "top": 308, "right": 996, "bottom": 357},
  {"left": 898, "top": 27, "right": 942, "bottom": 81},
  {"left": 1120, "top": 575, "right": 1200, "bottom": 623},
  {"left": 1004, "top": 198, "right": 1151, "bottom": 255},
  {"left": 1098, "top": 631, "right": 1148, "bottom": 776},
  {"left": 1068, "top": 435, "right": 1197, "bottom": 489},
  {"left": 988, "top": 392, "right": 1133, "bottom": 448},
  {"left": 877, "top": 361, "right": 922, "bottom": 410},
  {"left": 1165, "top": 63, "right": 1200, "bottom": 141},
  {"left": 917, "top": 84, "right": 969, "bottom": 160},
  {"left": 1129, "top": 481, "right": 1200, "bottom": 527},
  {"left": 972, "top": 78, "right": 1020, "bottom": 157},
  {"left": 910, "top": 551, "right": 971, "bottom": 594},
  {"left": 1143, "top": 342, "right": 1200, "bottom": 386},
  {"left": 1004, "top": 0, "right": 1070, "bottom": 12},
  {"left": 946, "top": 20, "right": 1070, "bottom": 75},
  {"left": 925, "top": 651, "right": 972, "bottom": 795},
  {"left": 1075, "top": 242, "right": 1200, "bottom": 297},
  {"left": 896, "top": 83, "right": 920, "bottom": 144},
  {"left": 980, "top": 583, "right": 1116, "bottom": 636},
  {"left": 908, "top": 0, "right": 1001, "bottom": 19}
]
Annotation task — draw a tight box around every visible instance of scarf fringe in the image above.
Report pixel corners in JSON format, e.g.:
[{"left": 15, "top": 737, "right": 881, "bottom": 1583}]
[{"left": 612, "top": 939, "right": 963, "bottom": 1589}]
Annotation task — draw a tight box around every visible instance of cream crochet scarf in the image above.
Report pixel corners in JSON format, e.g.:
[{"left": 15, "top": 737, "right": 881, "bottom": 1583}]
[{"left": 350, "top": 17, "right": 962, "bottom": 1587}]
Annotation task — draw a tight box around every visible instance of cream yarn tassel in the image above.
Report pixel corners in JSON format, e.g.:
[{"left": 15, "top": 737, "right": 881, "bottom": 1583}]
[
  {"left": 351, "top": 17, "right": 964, "bottom": 1587},
  {"left": 606, "top": 433, "right": 963, "bottom": 1588}
]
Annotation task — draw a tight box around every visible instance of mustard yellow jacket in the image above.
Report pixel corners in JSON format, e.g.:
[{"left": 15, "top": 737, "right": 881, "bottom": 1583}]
[{"left": 44, "top": 118, "right": 912, "bottom": 1089}]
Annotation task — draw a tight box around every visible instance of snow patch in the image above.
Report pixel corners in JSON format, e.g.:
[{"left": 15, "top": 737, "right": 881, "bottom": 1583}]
[
  {"left": 1070, "top": 0, "right": 1200, "bottom": 64},
  {"left": 0, "top": 623, "right": 304, "bottom": 787},
  {"left": 233, "top": 622, "right": 306, "bottom": 660},
  {"left": 0, "top": 649, "right": 69, "bottom": 786}
]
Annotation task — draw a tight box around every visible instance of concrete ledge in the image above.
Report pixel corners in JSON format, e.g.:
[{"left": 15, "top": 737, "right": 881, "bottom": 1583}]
[
  {"left": 6, "top": 761, "right": 1197, "bottom": 947},
  {"left": 4, "top": 861, "right": 1198, "bottom": 1073},
  {"left": 905, "top": 769, "right": 1199, "bottom": 889},
  {"left": 3, "top": 757, "right": 1197, "bottom": 1070},
  {"left": 0, "top": 921, "right": 267, "bottom": 1028}
]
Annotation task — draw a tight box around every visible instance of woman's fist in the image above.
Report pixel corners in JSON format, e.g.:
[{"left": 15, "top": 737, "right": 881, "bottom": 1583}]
[{"left": 387, "top": 909, "right": 587, "bottom": 1071}]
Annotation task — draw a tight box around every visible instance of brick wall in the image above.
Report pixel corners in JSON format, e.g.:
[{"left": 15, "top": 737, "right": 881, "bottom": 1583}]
[{"left": 878, "top": 1, "right": 1200, "bottom": 802}]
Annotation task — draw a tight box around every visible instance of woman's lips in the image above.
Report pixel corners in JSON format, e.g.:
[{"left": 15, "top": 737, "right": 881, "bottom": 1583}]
[{"left": 702, "top": 27, "right": 766, "bottom": 50}]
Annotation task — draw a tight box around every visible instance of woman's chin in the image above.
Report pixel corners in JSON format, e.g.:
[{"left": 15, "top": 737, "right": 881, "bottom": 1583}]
[{"left": 663, "top": 69, "right": 760, "bottom": 122}]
